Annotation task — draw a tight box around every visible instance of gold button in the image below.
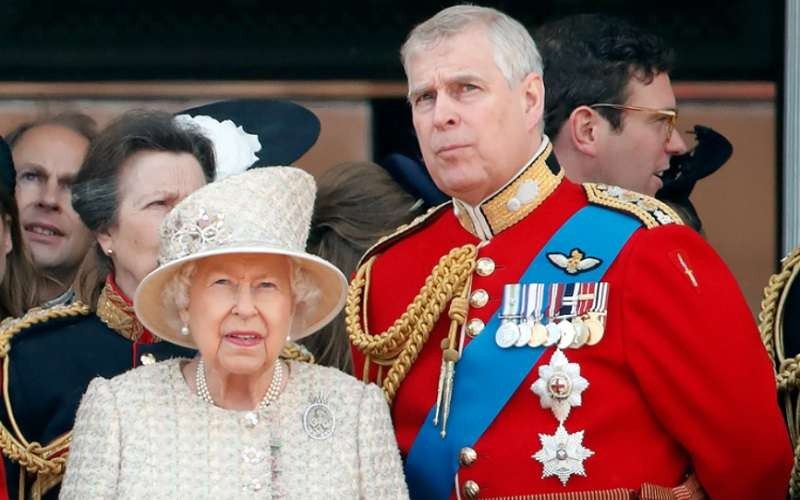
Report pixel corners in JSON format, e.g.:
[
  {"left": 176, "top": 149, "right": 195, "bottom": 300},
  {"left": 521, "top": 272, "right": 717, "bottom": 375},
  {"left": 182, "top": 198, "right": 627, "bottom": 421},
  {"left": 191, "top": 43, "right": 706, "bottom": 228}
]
[
  {"left": 463, "top": 479, "right": 480, "bottom": 499},
  {"left": 459, "top": 447, "right": 478, "bottom": 466},
  {"left": 475, "top": 257, "right": 496, "bottom": 277},
  {"left": 466, "top": 319, "right": 485, "bottom": 337},
  {"left": 139, "top": 353, "right": 156, "bottom": 366},
  {"left": 469, "top": 289, "right": 489, "bottom": 308}
]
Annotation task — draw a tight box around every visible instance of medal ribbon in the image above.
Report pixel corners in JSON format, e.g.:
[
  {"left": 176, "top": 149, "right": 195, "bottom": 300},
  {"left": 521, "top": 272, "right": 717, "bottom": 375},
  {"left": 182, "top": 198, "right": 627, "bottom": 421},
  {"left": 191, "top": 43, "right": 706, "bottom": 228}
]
[
  {"left": 576, "top": 283, "right": 597, "bottom": 316},
  {"left": 404, "top": 205, "right": 642, "bottom": 499},
  {"left": 525, "top": 284, "right": 545, "bottom": 323}
]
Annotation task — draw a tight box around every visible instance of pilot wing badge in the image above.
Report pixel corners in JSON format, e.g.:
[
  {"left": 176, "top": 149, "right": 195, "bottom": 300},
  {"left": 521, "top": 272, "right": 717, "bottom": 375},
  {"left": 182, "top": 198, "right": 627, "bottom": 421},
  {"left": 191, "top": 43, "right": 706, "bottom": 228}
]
[{"left": 547, "top": 248, "right": 601, "bottom": 275}]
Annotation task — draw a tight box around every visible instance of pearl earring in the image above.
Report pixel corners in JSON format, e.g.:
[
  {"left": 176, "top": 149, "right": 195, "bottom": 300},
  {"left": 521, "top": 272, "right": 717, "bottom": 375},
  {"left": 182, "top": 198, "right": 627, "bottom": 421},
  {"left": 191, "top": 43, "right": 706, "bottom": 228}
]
[
  {"left": 180, "top": 324, "right": 190, "bottom": 336},
  {"left": 106, "top": 248, "right": 113, "bottom": 256},
  {"left": 285, "top": 334, "right": 291, "bottom": 342}
]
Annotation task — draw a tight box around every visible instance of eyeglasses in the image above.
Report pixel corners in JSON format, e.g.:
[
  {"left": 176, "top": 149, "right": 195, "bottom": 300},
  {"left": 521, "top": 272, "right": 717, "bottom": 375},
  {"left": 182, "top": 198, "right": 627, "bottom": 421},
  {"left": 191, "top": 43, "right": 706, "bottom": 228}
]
[{"left": 590, "top": 103, "right": 678, "bottom": 143}]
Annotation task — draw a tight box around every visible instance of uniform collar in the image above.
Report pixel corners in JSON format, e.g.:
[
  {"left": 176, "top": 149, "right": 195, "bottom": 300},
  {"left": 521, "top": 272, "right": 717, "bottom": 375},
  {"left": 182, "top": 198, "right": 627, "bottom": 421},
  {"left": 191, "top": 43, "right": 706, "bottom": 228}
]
[
  {"left": 452, "top": 136, "right": 564, "bottom": 240},
  {"left": 96, "top": 274, "right": 159, "bottom": 343}
]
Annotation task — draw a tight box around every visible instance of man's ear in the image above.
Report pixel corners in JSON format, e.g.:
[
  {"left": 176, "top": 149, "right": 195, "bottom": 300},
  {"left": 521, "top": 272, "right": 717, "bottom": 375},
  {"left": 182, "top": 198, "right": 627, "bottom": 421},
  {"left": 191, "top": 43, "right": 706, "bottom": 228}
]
[
  {"left": 521, "top": 72, "right": 545, "bottom": 132},
  {"left": 568, "top": 106, "right": 602, "bottom": 157}
]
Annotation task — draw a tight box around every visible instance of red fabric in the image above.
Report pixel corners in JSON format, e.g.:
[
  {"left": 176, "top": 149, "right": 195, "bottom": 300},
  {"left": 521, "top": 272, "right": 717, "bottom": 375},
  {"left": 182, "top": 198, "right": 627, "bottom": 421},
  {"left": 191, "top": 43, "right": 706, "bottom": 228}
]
[
  {"left": 0, "top": 459, "right": 7, "bottom": 500},
  {"left": 105, "top": 274, "right": 156, "bottom": 344},
  {"left": 353, "top": 179, "right": 792, "bottom": 499}
]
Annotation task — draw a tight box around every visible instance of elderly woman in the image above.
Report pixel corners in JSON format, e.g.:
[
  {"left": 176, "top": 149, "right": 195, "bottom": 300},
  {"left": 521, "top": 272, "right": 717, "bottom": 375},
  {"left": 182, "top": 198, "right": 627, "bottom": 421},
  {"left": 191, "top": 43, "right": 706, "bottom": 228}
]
[
  {"left": 0, "top": 111, "right": 216, "bottom": 500},
  {"left": 60, "top": 167, "right": 408, "bottom": 498}
]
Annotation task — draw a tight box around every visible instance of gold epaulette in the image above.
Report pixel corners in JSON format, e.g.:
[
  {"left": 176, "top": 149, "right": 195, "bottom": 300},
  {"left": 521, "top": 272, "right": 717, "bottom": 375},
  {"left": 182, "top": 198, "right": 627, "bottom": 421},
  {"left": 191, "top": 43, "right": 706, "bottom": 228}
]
[
  {"left": 0, "top": 301, "right": 90, "bottom": 499},
  {"left": 584, "top": 183, "right": 683, "bottom": 229},
  {"left": 356, "top": 201, "right": 452, "bottom": 269},
  {"left": 280, "top": 341, "right": 315, "bottom": 364}
]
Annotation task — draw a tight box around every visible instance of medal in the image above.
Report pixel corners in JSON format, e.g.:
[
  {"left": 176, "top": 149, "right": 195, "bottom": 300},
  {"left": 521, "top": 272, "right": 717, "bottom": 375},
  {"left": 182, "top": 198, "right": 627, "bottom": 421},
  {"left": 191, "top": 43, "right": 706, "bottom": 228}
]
[
  {"left": 496, "top": 321, "right": 520, "bottom": 348},
  {"left": 585, "top": 283, "right": 609, "bottom": 346},
  {"left": 530, "top": 349, "right": 589, "bottom": 422},
  {"left": 557, "top": 320, "right": 576, "bottom": 349},
  {"left": 533, "top": 424, "right": 594, "bottom": 486},
  {"left": 545, "top": 322, "right": 561, "bottom": 346},
  {"left": 585, "top": 314, "right": 605, "bottom": 345},
  {"left": 516, "top": 319, "right": 533, "bottom": 347},
  {"left": 497, "top": 284, "right": 523, "bottom": 348},
  {"left": 570, "top": 317, "right": 589, "bottom": 348},
  {"left": 529, "top": 321, "right": 548, "bottom": 347}
]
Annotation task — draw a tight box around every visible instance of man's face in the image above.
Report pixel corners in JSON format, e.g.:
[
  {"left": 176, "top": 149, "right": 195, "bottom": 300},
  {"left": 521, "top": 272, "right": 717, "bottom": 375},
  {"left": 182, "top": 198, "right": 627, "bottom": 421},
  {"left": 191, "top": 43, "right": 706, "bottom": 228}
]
[
  {"left": 594, "top": 72, "right": 688, "bottom": 196},
  {"left": 12, "top": 124, "right": 93, "bottom": 277},
  {"left": 406, "top": 26, "right": 543, "bottom": 205}
]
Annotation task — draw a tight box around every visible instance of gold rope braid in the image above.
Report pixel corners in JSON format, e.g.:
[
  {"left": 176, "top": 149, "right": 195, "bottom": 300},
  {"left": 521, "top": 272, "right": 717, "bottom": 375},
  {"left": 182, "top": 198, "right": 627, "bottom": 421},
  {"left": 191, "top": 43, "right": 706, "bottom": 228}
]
[
  {"left": 757, "top": 246, "right": 800, "bottom": 497},
  {"left": 0, "top": 302, "right": 90, "bottom": 477},
  {"left": 280, "top": 341, "right": 316, "bottom": 364},
  {"left": 347, "top": 244, "right": 477, "bottom": 404}
]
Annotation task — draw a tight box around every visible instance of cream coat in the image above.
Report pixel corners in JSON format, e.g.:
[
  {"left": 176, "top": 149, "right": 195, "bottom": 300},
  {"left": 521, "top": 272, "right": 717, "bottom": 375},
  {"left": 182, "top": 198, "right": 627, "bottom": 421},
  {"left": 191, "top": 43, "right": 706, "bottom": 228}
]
[{"left": 60, "top": 359, "right": 408, "bottom": 499}]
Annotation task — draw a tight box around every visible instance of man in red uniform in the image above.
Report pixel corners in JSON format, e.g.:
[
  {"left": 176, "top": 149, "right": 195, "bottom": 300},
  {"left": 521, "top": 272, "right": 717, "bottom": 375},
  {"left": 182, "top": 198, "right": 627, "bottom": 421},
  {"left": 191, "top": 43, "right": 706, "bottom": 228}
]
[{"left": 347, "top": 4, "right": 792, "bottom": 499}]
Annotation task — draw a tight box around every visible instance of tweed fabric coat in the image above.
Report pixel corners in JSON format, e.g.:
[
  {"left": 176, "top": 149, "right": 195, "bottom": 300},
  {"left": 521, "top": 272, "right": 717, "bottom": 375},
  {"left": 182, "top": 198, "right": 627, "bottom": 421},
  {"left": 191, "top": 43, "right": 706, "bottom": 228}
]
[{"left": 60, "top": 359, "right": 408, "bottom": 499}]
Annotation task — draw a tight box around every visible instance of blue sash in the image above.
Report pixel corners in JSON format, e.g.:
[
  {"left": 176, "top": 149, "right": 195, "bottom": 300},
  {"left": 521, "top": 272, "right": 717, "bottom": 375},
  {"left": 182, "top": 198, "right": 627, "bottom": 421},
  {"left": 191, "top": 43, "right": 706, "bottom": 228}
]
[{"left": 404, "top": 205, "right": 641, "bottom": 499}]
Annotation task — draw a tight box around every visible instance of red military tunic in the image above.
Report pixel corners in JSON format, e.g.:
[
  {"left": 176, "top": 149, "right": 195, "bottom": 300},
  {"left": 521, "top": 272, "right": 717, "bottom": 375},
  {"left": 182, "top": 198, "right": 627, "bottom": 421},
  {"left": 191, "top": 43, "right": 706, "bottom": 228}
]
[{"left": 351, "top": 144, "right": 792, "bottom": 499}]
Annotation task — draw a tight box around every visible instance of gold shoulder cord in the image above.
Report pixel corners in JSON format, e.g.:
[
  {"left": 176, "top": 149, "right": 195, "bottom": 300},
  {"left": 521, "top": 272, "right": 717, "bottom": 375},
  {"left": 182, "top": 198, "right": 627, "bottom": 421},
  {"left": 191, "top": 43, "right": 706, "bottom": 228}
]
[
  {"left": 758, "top": 247, "right": 800, "bottom": 497},
  {"left": 280, "top": 341, "right": 315, "bottom": 364},
  {"left": 347, "top": 244, "right": 477, "bottom": 404},
  {"left": 0, "top": 302, "right": 91, "bottom": 500}
]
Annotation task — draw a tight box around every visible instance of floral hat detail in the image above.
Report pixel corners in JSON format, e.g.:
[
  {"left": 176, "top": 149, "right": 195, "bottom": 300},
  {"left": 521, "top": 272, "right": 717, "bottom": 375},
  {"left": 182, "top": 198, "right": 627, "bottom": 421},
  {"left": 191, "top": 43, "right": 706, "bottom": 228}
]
[
  {"left": 133, "top": 167, "right": 347, "bottom": 348},
  {"left": 174, "top": 99, "right": 320, "bottom": 180}
]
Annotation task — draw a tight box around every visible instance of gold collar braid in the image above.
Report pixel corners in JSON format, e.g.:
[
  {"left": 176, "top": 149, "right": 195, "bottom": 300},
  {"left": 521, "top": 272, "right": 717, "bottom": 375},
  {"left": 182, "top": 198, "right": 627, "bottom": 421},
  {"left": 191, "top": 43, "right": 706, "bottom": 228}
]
[
  {"left": 346, "top": 244, "right": 477, "bottom": 404},
  {"left": 96, "top": 282, "right": 157, "bottom": 343}
]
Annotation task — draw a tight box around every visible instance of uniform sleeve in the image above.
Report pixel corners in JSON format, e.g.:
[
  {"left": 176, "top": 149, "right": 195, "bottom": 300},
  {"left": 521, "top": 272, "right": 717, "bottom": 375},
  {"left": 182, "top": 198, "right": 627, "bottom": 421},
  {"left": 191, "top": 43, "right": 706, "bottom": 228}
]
[
  {"left": 59, "top": 377, "right": 120, "bottom": 499},
  {"left": 620, "top": 225, "right": 792, "bottom": 500},
  {"left": 357, "top": 383, "right": 409, "bottom": 500}
]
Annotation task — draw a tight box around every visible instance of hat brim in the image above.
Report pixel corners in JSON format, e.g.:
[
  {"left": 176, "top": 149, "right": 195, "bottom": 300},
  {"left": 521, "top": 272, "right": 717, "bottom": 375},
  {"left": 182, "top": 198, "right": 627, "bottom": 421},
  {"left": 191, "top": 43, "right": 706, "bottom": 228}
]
[{"left": 133, "top": 246, "right": 347, "bottom": 349}]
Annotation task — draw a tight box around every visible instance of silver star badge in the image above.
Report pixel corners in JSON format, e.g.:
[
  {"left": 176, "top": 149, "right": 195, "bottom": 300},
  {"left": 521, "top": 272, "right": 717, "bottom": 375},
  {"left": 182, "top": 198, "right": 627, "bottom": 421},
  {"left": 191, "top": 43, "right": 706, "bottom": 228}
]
[
  {"left": 532, "top": 424, "right": 594, "bottom": 486},
  {"left": 531, "top": 349, "right": 589, "bottom": 422}
]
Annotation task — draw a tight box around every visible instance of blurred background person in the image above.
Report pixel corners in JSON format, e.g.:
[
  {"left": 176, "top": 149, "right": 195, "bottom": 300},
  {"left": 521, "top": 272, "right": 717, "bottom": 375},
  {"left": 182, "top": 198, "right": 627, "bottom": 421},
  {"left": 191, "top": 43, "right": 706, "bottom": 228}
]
[
  {"left": 305, "top": 161, "right": 424, "bottom": 372},
  {"left": 0, "top": 137, "right": 39, "bottom": 320},
  {"left": 535, "top": 14, "right": 687, "bottom": 198},
  {"left": 4, "top": 112, "right": 97, "bottom": 308}
]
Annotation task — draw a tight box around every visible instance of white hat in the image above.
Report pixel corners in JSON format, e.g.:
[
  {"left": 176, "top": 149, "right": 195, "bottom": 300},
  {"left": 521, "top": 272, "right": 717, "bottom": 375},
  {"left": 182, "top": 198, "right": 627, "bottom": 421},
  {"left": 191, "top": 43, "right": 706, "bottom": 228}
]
[{"left": 133, "top": 167, "right": 347, "bottom": 348}]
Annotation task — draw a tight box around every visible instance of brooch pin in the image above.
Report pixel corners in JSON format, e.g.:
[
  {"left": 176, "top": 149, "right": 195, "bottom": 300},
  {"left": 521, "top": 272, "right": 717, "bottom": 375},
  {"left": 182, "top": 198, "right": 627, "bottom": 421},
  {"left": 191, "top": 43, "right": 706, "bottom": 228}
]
[
  {"left": 530, "top": 349, "right": 589, "bottom": 422},
  {"left": 302, "top": 393, "right": 336, "bottom": 440},
  {"left": 533, "top": 424, "right": 594, "bottom": 486},
  {"left": 547, "top": 249, "right": 601, "bottom": 275}
]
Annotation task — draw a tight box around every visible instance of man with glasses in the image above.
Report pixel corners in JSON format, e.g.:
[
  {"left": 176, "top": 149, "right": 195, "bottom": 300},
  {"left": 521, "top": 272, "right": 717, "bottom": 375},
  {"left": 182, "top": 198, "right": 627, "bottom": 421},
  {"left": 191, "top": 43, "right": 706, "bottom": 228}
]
[
  {"left": 535, "top": 14, "right": 687, "bottom": 197},
  {"left": 349, "top": 5, "right": 791, "bottom": 498}
]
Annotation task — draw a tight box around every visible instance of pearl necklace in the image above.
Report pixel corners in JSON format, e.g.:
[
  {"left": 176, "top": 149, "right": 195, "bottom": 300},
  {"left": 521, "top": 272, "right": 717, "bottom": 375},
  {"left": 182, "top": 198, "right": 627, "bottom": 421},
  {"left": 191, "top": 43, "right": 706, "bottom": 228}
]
[{"left": 195, "top": 359, "right": 283, "bottom": 412}]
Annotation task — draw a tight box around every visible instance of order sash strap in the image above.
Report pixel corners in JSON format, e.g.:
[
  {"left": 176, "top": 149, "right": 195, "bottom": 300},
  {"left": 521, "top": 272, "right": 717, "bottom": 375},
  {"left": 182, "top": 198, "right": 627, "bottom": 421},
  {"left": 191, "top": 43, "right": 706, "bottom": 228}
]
[{"left": 404, "top": 205, "right": 642, "bottom": 499}]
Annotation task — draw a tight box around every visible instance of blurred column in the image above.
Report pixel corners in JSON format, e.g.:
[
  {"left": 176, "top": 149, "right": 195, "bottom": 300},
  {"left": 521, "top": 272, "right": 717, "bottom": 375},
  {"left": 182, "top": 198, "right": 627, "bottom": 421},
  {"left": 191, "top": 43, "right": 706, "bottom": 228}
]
[{"left": 784, "top": 0, "right": 800, "bottom": 253}]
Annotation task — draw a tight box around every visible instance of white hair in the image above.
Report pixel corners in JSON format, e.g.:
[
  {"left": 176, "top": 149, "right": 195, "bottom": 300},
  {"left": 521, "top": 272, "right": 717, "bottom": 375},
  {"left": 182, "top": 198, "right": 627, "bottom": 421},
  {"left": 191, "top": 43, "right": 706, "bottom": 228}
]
[
  {"left": 400, "top": 4, "right": 542, "bottom": 85},
  {"left": 161, "top": 256, "right": 321, "bottom": 337}
]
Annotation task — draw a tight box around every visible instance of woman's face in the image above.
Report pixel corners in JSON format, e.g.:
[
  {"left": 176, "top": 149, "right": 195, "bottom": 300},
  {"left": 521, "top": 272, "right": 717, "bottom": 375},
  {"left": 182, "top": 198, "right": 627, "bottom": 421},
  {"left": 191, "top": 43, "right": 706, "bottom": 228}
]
[
  {"left": 97, "top": 151, "right": 206, "bottom": 299},
  {"left": 182, "top": 253, "right": 294, "bottom": 377}
]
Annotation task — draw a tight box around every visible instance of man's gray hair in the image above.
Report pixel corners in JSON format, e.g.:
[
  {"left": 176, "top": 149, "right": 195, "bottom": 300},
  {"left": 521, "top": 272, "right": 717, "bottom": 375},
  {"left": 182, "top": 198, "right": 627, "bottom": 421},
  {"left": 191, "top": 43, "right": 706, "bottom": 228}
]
[{"left": 400, "top": 4, "right": 542, "bottom": 84}]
